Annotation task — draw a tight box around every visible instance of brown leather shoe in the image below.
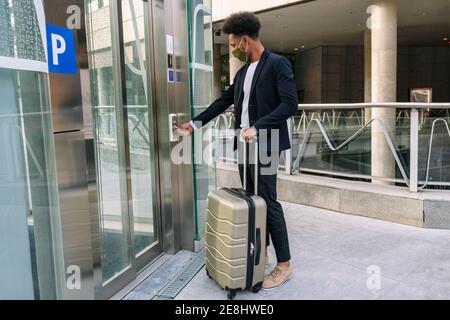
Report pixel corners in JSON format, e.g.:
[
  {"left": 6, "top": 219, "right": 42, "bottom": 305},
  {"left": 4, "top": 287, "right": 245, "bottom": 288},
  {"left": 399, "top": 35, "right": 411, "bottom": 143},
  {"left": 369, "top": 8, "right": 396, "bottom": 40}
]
[{"left": 262, "top": 265, "right": 294, "bottom": 290}]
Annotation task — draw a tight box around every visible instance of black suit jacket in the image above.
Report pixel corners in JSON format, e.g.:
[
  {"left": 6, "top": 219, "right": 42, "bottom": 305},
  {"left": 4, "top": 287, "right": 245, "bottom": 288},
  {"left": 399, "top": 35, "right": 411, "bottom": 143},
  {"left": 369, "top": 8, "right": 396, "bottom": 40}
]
[{"left": 192, "top": 49, "right": 298, "bottom": 152}]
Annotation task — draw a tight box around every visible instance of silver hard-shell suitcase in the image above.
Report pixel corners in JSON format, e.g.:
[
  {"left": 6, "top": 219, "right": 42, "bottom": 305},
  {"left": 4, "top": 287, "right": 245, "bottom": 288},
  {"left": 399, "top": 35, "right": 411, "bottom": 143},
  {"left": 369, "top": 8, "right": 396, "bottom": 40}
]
[{"left": 205, "top": 141, "right": 267, "bottom": 300}]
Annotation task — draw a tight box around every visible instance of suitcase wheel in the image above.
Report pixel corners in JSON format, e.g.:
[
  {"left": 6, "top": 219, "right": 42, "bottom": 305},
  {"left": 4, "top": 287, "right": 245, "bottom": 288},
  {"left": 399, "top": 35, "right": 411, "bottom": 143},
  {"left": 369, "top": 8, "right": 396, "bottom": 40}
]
[
  {"left": 227, "top": 290, "right": 237, "bottom": 300},
  {"left": 252, "top": 282, "right": 263, "bottom": 293},
  {"left": 206, "top": 269, "right": 213, "bottom": 280}
]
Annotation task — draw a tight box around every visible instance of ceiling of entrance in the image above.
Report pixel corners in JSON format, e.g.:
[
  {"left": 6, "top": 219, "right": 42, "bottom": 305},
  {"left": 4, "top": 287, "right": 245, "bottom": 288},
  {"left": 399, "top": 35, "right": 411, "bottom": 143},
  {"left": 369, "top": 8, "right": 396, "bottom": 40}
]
[{"left": 213, "top": 0, "right": 450, "bottom": 53}]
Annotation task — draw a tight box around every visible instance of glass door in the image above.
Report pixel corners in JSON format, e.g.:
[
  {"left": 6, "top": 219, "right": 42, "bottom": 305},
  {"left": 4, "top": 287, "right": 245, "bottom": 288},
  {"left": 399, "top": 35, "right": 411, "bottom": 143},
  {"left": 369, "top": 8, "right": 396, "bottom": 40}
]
[
  {"left": 187, "top": 0, "right": 215, "bottom": 242},
  {"left": 85, "top": 0, "right": 162, "bottom": 298},
  {"left": 120, "top": 0, "right": 161, "bottom": 269}
]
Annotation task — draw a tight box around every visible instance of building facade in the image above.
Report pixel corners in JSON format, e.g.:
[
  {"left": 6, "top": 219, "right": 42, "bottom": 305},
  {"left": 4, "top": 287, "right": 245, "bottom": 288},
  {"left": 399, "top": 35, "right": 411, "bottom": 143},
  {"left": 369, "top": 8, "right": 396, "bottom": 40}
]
[{"left": 212, "top": 0, "right": 450, "bottom": 225}]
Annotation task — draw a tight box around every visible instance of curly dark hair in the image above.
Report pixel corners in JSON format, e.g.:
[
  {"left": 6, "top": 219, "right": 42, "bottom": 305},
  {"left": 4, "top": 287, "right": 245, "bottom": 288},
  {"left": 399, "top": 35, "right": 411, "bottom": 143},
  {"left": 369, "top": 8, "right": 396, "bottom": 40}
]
[{"left": 221, "top": 11, "right": 261, "bottom": 39}]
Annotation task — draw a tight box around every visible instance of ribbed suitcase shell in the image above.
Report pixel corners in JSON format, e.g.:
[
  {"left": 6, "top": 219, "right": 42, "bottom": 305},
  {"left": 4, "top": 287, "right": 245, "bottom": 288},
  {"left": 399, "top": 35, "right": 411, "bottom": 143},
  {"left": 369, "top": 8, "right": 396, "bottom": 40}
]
[{"left": 205, "top": 187, "right": 267, "bottom": 295}]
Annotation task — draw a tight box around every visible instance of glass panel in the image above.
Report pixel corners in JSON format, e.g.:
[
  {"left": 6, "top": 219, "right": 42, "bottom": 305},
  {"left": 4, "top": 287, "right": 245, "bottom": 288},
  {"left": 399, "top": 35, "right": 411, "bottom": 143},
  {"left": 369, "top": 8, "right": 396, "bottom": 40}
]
[
  {"left": 293, "top": 109, "right": 372, "bottom": 177},
  {"left": 188, "top": 0, "right": 215, "bottom": 242},
  {"left": 86, "top": 0, "right": 131, "bottom": 283},
  {"left": 121, "top": 0, "right": 157, "bottom": 256},
  {"left": 0, "top": 0, "right": 60, "bottom": 299},
  {"left": 292, "top": 108, "right": 409, "bottom": 186},
  {"left": 0, "top": 70, "right": 60, "bottom": 300},
  {"left": 418, "top": 111, "right": 450, "bottom": 190}
]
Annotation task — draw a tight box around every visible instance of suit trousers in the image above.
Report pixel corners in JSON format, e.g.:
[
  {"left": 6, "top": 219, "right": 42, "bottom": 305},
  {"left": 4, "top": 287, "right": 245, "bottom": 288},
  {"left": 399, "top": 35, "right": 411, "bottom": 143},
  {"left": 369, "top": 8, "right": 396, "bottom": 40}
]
[{"left": 238, "top": 148, "right": 291, "bottom": 263}]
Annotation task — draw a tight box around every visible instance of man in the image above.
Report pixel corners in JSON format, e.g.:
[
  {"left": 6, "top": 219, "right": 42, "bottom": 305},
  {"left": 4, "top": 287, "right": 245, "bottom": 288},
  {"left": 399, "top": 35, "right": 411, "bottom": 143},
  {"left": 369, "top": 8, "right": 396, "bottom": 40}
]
[{"left": 179, "top": 11, "right": 298, "bottom": 290}]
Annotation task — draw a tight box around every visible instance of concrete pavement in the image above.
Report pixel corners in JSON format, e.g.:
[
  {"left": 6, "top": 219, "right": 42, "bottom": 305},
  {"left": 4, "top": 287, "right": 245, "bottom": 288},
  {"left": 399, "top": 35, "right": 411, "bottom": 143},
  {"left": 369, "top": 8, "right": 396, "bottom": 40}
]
[{"left": 175, "top": 201, "right": 450, "bottom": 300}]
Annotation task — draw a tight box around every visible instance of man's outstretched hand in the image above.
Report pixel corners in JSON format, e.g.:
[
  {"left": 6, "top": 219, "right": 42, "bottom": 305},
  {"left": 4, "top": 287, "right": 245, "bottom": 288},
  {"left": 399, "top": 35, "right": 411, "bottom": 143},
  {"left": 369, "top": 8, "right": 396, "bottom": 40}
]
[{"left": 176, "top": 122, "right": 194, "bottom": 137}]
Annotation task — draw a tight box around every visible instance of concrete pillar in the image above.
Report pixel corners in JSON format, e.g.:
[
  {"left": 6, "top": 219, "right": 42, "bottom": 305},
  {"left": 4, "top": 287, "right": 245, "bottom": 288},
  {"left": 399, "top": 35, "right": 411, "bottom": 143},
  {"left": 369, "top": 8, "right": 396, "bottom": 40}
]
[
  {"left": 213, "top": 44, "right": 222, "bottom": 98},
  {"left": 371, "top": 0, "right": 397, "bottom": 185},
  {"left": 364, "top": 30, "right": 372, "bottom": 123},
  {"left": 229, "top": 45, "right": 245, "bottom": 84}
]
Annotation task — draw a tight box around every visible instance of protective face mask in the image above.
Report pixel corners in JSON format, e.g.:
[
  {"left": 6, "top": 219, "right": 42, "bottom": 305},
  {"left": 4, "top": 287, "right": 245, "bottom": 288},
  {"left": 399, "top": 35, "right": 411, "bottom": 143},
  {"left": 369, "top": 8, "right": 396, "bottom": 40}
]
[{"left": 232, "top": 38, "right": 248, "bottom": 62}]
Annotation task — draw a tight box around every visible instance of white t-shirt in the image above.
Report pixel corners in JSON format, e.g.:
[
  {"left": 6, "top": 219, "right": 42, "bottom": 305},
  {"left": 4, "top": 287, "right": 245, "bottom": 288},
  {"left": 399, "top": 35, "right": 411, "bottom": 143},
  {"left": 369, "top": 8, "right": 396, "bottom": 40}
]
[
  {"left": 240, "top": 60, "right": 259, "bottom": 129},
  {"left": 189, "top": 60, "right": 259, "bottom": 131}
]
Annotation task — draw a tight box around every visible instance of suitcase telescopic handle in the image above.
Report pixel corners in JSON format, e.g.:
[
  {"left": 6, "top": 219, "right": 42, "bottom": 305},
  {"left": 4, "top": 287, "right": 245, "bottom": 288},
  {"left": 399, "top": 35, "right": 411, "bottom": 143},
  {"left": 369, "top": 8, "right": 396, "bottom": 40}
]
[{"left": 242, "top": 138, "right": 259, "bottom": 195}]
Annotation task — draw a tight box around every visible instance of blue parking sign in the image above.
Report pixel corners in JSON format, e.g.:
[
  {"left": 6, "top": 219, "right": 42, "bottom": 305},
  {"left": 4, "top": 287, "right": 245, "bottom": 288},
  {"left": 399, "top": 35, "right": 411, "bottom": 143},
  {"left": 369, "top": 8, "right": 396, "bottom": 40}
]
[{"left": 46, "top": 24, "right": 77, "bottom": 74}]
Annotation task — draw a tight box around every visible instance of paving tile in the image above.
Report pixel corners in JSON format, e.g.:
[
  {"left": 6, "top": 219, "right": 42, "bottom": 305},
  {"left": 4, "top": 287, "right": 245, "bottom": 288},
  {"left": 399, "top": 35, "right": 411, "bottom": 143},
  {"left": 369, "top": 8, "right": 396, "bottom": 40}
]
[
  {"left": 281, "top": 202, "right": 450, "bottom": 282},
  {"left": 133, "top": 201, "right": 450, "bottom": 300},
  {"left": 258, "top": 253, "right": 399, "bottom": 300},
  {"left": 380, "top": 253, "right": 450, "bottom": 300}
]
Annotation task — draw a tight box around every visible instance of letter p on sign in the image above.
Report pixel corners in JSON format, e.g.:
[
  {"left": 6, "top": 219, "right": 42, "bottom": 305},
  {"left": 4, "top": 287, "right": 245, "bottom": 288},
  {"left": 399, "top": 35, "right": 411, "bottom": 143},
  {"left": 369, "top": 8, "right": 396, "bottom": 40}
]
[{"left": 46, "top": 24, "right": 77, "bottom": 74}]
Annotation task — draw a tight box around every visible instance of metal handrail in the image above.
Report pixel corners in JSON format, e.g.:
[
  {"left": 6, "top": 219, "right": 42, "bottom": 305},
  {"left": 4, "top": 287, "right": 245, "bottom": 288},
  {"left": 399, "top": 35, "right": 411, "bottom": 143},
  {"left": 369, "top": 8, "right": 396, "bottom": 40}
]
[
  {"left": 290, "top": 103, "right": 450, "bottom": 192},
  {"left": 213, "top": 102, "right": 450, "bottom": 192},
  {"left": 297, "top": 103, "right": 450, "bottom": 109},
  {"left": 210, "top": 102, "right": 450, "bottom": 111},
  {"left": 211, "top": 103, "right": 450, "bottom": 129}
]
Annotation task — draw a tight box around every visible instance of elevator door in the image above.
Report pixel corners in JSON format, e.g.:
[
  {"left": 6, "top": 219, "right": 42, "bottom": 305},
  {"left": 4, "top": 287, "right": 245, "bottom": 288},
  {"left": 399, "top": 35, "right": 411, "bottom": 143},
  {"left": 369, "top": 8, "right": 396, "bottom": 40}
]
[{"left": 86, "top": 0, "right": 164, "bottom": 298}]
